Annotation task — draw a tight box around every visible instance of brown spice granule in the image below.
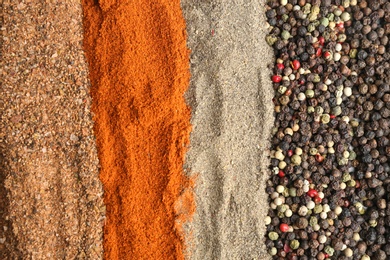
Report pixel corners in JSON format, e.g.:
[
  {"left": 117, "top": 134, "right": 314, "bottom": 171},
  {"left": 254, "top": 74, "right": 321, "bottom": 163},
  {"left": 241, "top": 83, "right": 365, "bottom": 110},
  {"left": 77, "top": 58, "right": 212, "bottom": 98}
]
[{"left": 1, "top": 1, "right": 104, "bottom": 259}]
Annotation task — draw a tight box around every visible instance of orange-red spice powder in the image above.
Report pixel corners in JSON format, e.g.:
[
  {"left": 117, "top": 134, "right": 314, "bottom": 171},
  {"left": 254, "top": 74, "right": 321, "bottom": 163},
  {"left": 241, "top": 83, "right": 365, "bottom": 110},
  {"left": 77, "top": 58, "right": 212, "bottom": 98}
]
[{"left": 81, "top": 1, "right": 194, "bottom": 259}]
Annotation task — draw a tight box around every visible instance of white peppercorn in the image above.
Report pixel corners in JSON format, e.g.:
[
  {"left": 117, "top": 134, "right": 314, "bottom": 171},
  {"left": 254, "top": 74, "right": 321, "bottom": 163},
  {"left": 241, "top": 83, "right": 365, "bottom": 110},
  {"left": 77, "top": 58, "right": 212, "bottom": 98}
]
[
  {"left": 335, "top": 206, "right": 343, "bottom": 215},
  {"left": 344, "top": 248, "right": 353, "bottom": 257},
  {"left": 285, "top": 209, "right": 293, "bottom": 217},
  {"left": 274, "top": 197, "right": 283, "bottom": 206},
  {"left": 307, "top": 201, "right": 315, "bottom": 210},
  {"left": 278, "top": 161, "right": 286, "bottom": 169},
  {"left": 276, "top": 185, "right": 285, "bottom": 193},
  {"left": 298, "top": 206, "right": 308, "bottom": 216},
  {"left": 319, "top": 235, "right": 327, "bottom": 244}
]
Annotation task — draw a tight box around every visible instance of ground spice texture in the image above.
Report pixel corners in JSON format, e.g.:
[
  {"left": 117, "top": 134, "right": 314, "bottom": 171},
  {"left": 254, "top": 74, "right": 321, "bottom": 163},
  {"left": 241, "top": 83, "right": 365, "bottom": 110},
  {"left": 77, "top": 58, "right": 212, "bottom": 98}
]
[{"left": 81, "top": 0, "right": 193, "bottom": 259}]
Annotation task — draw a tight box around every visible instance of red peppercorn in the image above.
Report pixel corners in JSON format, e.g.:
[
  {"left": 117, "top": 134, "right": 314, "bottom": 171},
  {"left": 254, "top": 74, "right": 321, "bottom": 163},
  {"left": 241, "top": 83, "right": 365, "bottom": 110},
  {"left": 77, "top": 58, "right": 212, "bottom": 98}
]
[
  {"left": 276, "top": 63, "right": 285, "bottom": 70},
  {"left": 316, "top": 48, "right": 322, "bottom": 57},
  {"left": 314, "top": 196, "right": 322, "bottom": 204},
  {"left": 278, "top": 170, "right": 285, "bottom": 177},
  {"left": 330, "top": 114, "right": 336, "bottom": 119},
  {"left": 323, "top": 51, "right": 331, "bottom": 60},
  {"left": 318, "top": 36, "right": 325, "bottom": 46},
  {"left": 280, "top": 223, "right": 289, "bottom": 232},
  {"left": 298, "top": 79, "right": 305, "bottom": 85},
  {"left": 344, "top": 200, "right": 350, "bottom": 207},
  {"left": 336, "top": 22, "right": 344, "bottom": 29},
  {"left": 324, "top": 253, "right": 329, "bottom": 258},
  {"left": 307, "top": 189, "right": 318, "bottom": 198},
  {"left": 272, "top": 75, "right": 282, "bottom": 83},
  {"left": 284, "top": 243, "right": 292, "bottom": 253},
  {"left": 287, "top": 150, "right": 293, "bottom": 157},
  {"left": 315, "top": 154, "right": 324, "bottom": 162},
  {"left": 291, "top": 60, "right": 301, "bottom": 70},
  {"left": 285, "top": 89, "right": 292, "bottom": 96},
  {"left": 355, "top": 180, "right": 361, "bottom": 188}
]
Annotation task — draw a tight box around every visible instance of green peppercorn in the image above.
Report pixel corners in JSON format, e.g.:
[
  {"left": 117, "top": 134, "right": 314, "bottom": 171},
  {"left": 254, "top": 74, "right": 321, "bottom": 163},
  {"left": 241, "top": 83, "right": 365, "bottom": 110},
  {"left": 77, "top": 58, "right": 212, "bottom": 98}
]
[
  {"left": 268, "top": 247, "right": 277, "bottom": 256},
  {"left": 307, "top": 106, "right": 315, "bottom": 113},
  {"left": 289, "top": 187, "right": 297, "bottom": 197},
  {"left": 342, "top": 173, "right": 351, "bottom": 182},
  {"left": 305, "top": 89, "right": 315, "bottom": 98},
  {"left": 313, "top": 74, "right": 321, "bottom": 83},
  {"left": 278, "top": 204, "right": 288, "bottom": 213},
  {"left": 369, "top": 219, "right": 377, "bottom": 227},
  {"left": 291, "top": 154, "right": 302, "bottom": 165},
  {"left": 331, "top": 106, "right": 342, "bottom": 116},
  {"left": 348, "top": 179, "right": 356, "bottom": 187},
  {"left": 327, "top": 13, "right": 334, "bottom": 21},
  {"left": 302, "top": 3, "right": 311, "bottom": 14},
  {"left": 338, "top": 158, "right": 348, "bottom": 166},
  {"left": 268, "top": 231, "right": 279, "bottom": 240},
  {"left": 324, "top": 245, "right": 335, "bottom": 256},
  {"left": 348, "top": 151, "right": 357, "bottom": 160},
  {"left": 314, "top": 106, "right": 324, "bottom": 115},
  {"left": 314, "top": 204, "right": 323, "bottom": 214},
  {"left": 281, "top": 30, "right": 291, "bottom": 40},
  {"left": 355, "top": 202, "right": 366, "bottom": 214},
  {"left": 282, "top": 188, "right": 289, "bottom": 197},
  {"left": 310, "top": 216, "right": 318, "bottom": 227},
  {"left": 290, "top": 239, "right": 300, "bottom": 250},
  {"left": 349, "top": 49, "right": 357, "bottom": 58},
  {"left": 320, "top": 17, "right": 329, "bottom": 27},
  {"left": 333, "top": 8, "right": 342, "bottom": 16},
  {"left": 321, "top": 114, "right": 330, "bottom": 124}
]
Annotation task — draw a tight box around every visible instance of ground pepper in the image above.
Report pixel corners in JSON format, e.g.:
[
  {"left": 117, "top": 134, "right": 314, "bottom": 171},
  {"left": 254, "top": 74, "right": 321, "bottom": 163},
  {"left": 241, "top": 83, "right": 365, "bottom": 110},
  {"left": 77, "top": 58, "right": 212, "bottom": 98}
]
[{"left": 81, "top": 1, "right": 193, "bottom": 259}]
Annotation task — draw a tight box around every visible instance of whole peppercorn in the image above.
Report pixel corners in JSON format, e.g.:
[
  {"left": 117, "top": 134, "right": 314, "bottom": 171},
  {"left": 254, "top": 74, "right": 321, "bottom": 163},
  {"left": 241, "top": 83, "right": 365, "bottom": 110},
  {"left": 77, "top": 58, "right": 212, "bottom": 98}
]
[
  {"left": 332, "top": 239, "right": 344, "bottom": 251},
  {"left": 268, "top": 231, "right": 279, "bottom": 241},
  {"left": 271, "top": 216, "right": 280, "bottom": 226},
  {"left": 383, "top": 244, "right": 390, "bottom": 255},
  {"left": 377, "top": 232, "right": 388, "bottom": 247},
  {"left": 358, "top": 50, "right": 368, "bottom": 60},
  {"left": 377, "top": 199, "right": 386, "bottom": 209},
  {"left": 280, "top": 223, "right": 289, "bottom": 232},
  {"left": 286, "top": 232, "right": 296, "bottom": 241},
  {"left": 343, "top": 217, "right": 352, "bottom": 227},
  {"left": 295, "top": 217, "right": 309, "bottom": 229},
  {"left": 366, "top": 228, "right": 377, "bottom": 244},
  {"left": 290, "top": 240, "right": 300, "bottom": 250},
  {"left": 298, "top": 230, "right": 308, "bottom": 240},
  {"left": 357, "top": 242, "right": 367, "bottom": 254},
  {"left": 309, "top": 239, "right": 320, "bottom": 249},
  {"left": 324, "top": 245, "right": 335, "bottom": 256},
  {"left": 301, "top": 240, "right": 309, "bottom": 250},
  {"left": 374, "top": 250, "right": 387, "bottom": 260}
]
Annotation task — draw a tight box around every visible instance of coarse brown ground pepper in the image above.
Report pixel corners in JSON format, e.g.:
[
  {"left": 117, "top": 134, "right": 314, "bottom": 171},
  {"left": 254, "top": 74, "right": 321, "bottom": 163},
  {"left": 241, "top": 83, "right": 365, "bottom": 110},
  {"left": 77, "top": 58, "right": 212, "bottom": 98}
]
[{"left": 81, "top": 0, "right": 194, "bottom": 259}]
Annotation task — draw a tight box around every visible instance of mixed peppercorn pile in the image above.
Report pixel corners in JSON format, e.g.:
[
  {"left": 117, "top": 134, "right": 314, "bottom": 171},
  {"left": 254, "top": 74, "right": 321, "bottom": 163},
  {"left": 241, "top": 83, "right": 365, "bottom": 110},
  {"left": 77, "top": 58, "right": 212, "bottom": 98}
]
[{"left": 265, "top": 0, "right": 389, "bottom": 259}]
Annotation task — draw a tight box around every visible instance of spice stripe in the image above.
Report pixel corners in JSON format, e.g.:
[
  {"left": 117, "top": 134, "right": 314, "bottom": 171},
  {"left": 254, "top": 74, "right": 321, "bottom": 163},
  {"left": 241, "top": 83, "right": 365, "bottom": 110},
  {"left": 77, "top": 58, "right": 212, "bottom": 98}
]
[{"left": 81, "top": 1, "right": 193, "bottom": 259}]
